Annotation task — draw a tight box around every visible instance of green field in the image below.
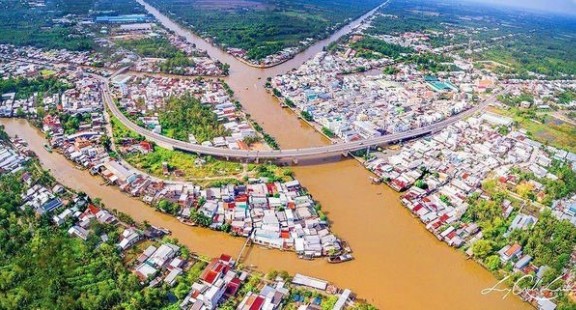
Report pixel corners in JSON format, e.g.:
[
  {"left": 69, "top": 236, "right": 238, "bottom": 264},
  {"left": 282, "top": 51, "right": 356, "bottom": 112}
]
[
  {"left": 490, "top": 107, "right": 576, "bottom": 153},
  {"left": 0, "top": 0, "right": 146, "bottom": 51},
  {"left": 110, "top": 114, "right": 291, "bottom": 185},
  {"left": 146, "top": 0, "right": 383, "bottom": 60},
  {"left": 367, "top": 0, "right": 576, "bottom": 78}
]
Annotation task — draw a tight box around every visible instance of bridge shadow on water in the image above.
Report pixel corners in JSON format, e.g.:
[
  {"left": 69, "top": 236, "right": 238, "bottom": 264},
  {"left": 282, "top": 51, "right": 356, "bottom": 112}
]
[{"left": 277, "top": 154, "right": 349, "bottom": 167}]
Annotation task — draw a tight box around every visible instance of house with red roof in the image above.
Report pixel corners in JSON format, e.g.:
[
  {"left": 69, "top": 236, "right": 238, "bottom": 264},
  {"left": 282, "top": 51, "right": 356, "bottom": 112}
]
[
  {"left": 498, "top": 243, "right": 523, "bottom": 263},
  {"left": 237, "top": 280, "right": 289, "bottom": 310},
  {"left": 180, "top": 254, "right": 243, "bottom": 310}
]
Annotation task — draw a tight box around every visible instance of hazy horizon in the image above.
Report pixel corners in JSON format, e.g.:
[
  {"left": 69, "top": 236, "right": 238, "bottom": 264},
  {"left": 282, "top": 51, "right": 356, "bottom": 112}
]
[{"left": 463, "top": 0, "right": 576, "bottom": 15}]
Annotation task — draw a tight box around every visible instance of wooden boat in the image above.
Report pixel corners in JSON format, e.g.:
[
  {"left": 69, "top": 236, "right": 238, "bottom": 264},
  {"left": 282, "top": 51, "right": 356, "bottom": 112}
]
[
  {"left": 43, "top": 144, "right": 52, "bottom": 153},
  {"left": 177, "top": 217, "right": 197, "bottom": 227},
  {"left": 327, "top": 253, "right": 354, "bottom": 264},
  {"left": 298, "top": 254, "right": 315, "bottom": 260}
]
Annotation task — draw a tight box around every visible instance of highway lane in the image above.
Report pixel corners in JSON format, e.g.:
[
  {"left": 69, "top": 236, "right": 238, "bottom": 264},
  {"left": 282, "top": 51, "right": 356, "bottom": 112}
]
[{"left": 103, "top": 78, "right": 498, "bottom": 160}]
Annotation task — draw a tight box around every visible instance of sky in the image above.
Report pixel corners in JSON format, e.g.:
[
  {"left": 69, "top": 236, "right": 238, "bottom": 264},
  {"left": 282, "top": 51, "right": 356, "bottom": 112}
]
[{"left": 466, "top": 0, "right": 576, "bottom": 15}]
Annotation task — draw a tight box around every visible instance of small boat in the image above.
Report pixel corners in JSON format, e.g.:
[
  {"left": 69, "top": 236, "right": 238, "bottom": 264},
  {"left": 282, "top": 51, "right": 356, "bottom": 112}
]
[
  {"left": 341, "top": 241, "right": 353, "bottom": 253},
  {"left": 151, "top": 225, "right": 172, "bottom": 235},
  {"left": 327, "top": 253, "right": 354, "bottom": 264},
  {"left": 177, "top": 217, "right": 197, "bottom": 226},
  {"left": 370, "top": 176, "right": 382, "bottom": 184},
  {"left": 43, "top": 144, "right": 53, "bottom": 153},
  {"left": 299, "top": 254, "right": 314, "bottom": 260}
]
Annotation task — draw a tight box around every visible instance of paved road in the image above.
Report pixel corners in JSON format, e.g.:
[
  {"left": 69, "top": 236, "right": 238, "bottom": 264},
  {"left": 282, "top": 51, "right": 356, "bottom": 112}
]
[{"left": 103, "top": 77, "right": 498, "bottom": 161}]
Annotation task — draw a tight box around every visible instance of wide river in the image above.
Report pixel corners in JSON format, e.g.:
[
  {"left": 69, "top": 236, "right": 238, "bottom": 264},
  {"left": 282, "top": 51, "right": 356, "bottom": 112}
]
[{"left": 2, "top": 1, "right": 530, "bottom": 308}]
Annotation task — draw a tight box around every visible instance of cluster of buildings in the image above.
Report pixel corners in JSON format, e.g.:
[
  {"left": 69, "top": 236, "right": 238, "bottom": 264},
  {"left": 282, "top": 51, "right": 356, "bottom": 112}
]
[
  {"left": 113, "top": 74, "right": 259, "bottom": 148},
  {"left": 228, "top": 45, "right": 302, "bottom": 68},
  {"left": 501, "top": 79, "right": 576, "bottom": 109},
  {"left": 0, "top": 132, "right": 369, "bottom": 310},
  {"left": 0, "top": 137, "right": 30, "bottom": 174},
  {"left": 177, "top": 254, "right": 356, "bottom": 310},
  {"left": 142, "top": 177, "right": 345, "bottom": 258},
  {"left": 133, "top": 242, "right": 185, "bottom": 287},
  {"left": 21, "top": 179, "right": 65, "bottom": 217},
  {"left": 0, "top": 58, "right": 45, "bottom": 78},
  {"left": 206, "top": 180, "right": 344, "bottom": 258},
  {"left": 368, "top": 113, "right": 576, "bottom": 241},
  {"left": 0, "top": 44, "right": 106, "bottom": 68},
  {"left": 49, "top": 132, "right": 345, "bottom": 259},
  {"left": 371, "top": 32, "right": 431, "bottom": 52},
  {"left": 38, "top": 109, "right": 344, "bottom": 260},
  {"left": 368, "top": 116, "right": 534, "bottom": 240},
  {"left": 365, "top": 112, "right": 576, "bottom": 307},
  {"left": 0, "top": 59, "right": 103, "bottom": 119},
  {"left": 494, "top": 240, "right": 576, "bottom": 310},
  {"left": 1, "top": 17, "right": 225, "bottom": 77},
  {"left": 51, "top": 129, "right": 108, "bottom": 168},
  {"left": 272, "top": 51, "right": 482, "bottom": 141},
  {"left": 552, "top": 194, "right": 576, "bottom": 226},
  {"left": 180, "top": 254, "right": 243, "bottom": 309},
  {"left": 366, "top": 12, "right": 514, "bottom": 54}
]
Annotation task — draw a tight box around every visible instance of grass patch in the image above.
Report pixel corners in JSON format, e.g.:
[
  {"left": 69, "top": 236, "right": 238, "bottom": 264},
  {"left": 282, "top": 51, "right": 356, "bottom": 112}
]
[
  {"left": 490, "top": 107, "right": 576, "bottom": 152},
  {"left": 110, "top": 114, "right": 292, "bottom": 185}
]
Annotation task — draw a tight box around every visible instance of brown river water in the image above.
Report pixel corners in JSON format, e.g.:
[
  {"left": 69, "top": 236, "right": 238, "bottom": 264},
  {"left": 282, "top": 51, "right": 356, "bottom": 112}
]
[{"left": 0, "top": 0, "right": 531, "bottom": 308}]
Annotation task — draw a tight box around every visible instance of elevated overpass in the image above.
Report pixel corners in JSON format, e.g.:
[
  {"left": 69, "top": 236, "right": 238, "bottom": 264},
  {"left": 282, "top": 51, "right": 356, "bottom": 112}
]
[{"left": 103, "top": 79, "right": 497, "bottom": 162}]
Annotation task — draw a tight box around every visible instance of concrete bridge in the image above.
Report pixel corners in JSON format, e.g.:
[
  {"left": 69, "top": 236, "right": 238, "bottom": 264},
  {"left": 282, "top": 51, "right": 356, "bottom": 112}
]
[{"left": 103, "top": 78, "right": 497, "bottom": 163}]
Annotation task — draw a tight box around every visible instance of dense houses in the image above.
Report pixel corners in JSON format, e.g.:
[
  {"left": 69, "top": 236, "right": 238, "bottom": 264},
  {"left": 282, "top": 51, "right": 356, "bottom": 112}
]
[
  {"left": 500, "top": 79, "right": 576, "bottom": 109},
  {"left": 237, "top": 279, "right": 288, "bottom": 310},
  {"left": 0, "top": 133, "right": 371, "bottom": 310},
  {"left": 0, "top": 137, "right": 30, "bottom": 174},
  {"left": 0, "top": 59, "right": 103, "bottom": 119},
  {"left": 113, "top": 74, "right": 260, "bottom": 148},
  {"left": 0, "top": 44, "right": 107, "bottom": 68},
  {"left": 365, "top": 113, "right": 576, "bottom": 307},
  {"left": 0, "top": 18, "right": 225, "bottom": 77},
  {"left": 228, "top": 45, "right": 302, "bottom": 68},
  {"left": 93, "top": 156, "right": 347, "bottom": 259},
  {"left": 552, "top": 195, "right": 576, "bottom": 226},
  {"left": 180, "top": 254, "right": 241, "bottom": 309},
  {"left": 272, "top": 50, "right": 482, "bottom": 142},
  {"left": 368, "top": 113, "right": 576, "bottom": 236}
]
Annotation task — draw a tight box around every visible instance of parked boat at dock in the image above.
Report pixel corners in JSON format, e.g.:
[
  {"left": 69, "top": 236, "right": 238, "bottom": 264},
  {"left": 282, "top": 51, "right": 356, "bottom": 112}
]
[{"left": 327, "top": 253, "right": 354, "bottom": 264}]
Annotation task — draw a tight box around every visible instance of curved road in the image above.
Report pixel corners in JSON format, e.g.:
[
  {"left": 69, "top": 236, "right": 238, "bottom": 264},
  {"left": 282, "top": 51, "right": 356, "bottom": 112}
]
[{"left": 104, "top": 79, "right": 497, "bottom": 160}]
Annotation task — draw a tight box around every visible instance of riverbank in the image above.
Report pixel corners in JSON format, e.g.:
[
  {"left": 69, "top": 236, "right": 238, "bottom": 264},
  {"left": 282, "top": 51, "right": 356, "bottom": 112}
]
[
  {"left": 1, "top": 118, "right": 531, "bottom": 309},
  {"left": 85, "top": 1, "right": 535, "bottom": 308},
  {"left": 6, "top": 114, "right": 350, "bottom": 261}
]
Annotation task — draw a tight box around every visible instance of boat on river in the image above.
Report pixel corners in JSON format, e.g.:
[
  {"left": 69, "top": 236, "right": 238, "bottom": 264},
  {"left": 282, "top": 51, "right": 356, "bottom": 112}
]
[
  {"left": 298, "top": 254, "right": 315, "bottom": 260},
  {"left": 327, "top": 253, "right": 354, "bottom": 264},
  {"left": 177, "top": 217, "right": 197, "bottom": 226},
  {"left": 43, "top": 144, "right": 52, "bottom": 153}
]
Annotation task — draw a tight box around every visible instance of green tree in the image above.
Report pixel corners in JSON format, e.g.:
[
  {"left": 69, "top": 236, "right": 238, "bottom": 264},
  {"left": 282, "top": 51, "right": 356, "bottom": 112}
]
[{"left": 472, "top": 239, "right": 494, "bottom": 259}]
